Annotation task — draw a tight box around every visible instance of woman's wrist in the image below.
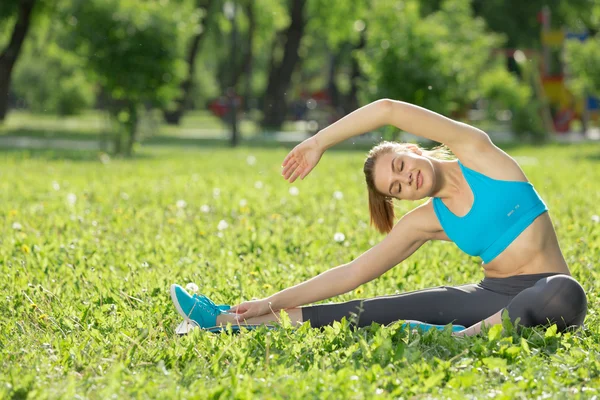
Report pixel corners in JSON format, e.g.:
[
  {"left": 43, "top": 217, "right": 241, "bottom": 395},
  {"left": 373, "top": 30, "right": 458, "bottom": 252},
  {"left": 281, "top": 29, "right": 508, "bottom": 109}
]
[{"left": 313, "top": 130, "right": 332, "bottom": 151}]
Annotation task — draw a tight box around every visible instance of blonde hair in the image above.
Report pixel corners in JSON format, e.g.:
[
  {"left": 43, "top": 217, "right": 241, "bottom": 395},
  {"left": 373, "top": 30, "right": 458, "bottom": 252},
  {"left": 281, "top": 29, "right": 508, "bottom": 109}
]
[{"left": 363, "top": 141, "right": 454, "bottom": 234}]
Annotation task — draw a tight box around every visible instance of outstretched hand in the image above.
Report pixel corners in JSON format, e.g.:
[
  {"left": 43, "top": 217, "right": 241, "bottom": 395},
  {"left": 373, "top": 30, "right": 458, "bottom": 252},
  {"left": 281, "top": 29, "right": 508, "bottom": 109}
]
[
  {"left": 281, "top": 136, "right": 324, "bottom": 183},
  {"left": 227, "top": 299, "right": 273, "bottom": 322}
]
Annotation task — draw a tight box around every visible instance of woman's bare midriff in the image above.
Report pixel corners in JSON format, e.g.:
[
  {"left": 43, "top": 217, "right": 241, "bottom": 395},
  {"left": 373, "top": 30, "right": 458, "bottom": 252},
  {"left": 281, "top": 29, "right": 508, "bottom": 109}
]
[{"left": 482, "top": 212, "right": 571, "bottom": 278}]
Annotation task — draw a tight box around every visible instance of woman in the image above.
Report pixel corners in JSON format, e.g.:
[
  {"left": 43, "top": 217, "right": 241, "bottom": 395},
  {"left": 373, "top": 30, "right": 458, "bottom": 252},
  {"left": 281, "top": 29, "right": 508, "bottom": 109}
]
[{"left": 170, "top": 99, "right": 587, "bottom": 336}]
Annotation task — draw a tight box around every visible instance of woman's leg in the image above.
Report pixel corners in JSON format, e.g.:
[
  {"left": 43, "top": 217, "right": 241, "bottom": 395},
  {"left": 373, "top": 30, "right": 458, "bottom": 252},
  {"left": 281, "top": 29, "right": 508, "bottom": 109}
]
[
  {"left": 299, "top": 283, "right": 512, "bottom": 328},
  {"left": 215, "top": 283, "right": 511, "bottom": 328},
  {"left": 503, "top": 274, "right": 587, "bottom": 331},
  {"left": 455, "top": 274, "right": 588, "bottom": 336}
]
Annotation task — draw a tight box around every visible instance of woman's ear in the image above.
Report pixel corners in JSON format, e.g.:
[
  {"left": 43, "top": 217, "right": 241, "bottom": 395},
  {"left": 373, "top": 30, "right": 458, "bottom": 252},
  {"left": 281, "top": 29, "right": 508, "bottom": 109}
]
[{"left": 405, "top": 144, "right": 422, "bottom": 156}]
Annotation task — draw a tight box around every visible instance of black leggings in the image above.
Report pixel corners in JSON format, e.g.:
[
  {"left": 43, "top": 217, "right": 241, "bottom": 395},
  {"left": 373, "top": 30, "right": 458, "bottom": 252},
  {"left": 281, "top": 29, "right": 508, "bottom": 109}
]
[{"left": 301, "top": 273, "right": 587, "bottom": 331}]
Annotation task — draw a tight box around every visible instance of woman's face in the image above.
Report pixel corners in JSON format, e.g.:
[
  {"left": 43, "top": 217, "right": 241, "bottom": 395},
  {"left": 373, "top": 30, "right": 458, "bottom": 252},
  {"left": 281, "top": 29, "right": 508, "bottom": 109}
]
[{"left": 373, "top": 150, "right": 435, "bottom": 200}]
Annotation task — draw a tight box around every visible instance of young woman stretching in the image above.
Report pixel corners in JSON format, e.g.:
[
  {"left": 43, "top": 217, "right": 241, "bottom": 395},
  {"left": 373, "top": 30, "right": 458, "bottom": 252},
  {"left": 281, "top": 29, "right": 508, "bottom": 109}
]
[{"left": 170, "top": 99, "right": 587, "bottom": 336}]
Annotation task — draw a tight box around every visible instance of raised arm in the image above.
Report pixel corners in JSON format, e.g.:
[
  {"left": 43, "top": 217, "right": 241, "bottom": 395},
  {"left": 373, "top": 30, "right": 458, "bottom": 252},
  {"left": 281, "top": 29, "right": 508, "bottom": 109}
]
[
  {"left": 313, "top": 99, "right": 491, "bottom": 155},
  {"left": 383, "top": 99, "right": 491, "bottom": 157}
]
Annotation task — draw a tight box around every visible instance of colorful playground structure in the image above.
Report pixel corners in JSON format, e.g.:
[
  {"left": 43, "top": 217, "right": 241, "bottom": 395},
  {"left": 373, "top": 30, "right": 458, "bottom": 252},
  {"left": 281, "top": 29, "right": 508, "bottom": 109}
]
[{"left": 539, "top": 7, "right": 599, "bottom": 133}]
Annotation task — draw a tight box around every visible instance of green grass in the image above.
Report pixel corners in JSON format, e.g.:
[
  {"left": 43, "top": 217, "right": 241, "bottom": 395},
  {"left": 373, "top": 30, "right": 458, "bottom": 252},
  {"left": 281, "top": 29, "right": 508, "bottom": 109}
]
[{"left": 1, "top": 143, "right": 599, "bottom": 399}]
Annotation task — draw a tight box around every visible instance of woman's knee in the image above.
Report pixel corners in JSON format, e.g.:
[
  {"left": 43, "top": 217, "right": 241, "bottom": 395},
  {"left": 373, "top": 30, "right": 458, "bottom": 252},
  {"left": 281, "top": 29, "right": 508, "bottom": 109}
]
[{"left": 505, "top": 274, "right": 587, "bottom": 331}]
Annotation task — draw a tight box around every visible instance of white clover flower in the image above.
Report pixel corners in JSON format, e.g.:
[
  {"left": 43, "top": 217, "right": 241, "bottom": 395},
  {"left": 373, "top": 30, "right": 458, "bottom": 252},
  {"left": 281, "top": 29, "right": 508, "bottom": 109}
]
[
  {"left": 246, "top": 155, "right": 256, "bottom": 165},
  {"left": 176, "top": 199, "right": 187, "bottom": 209},
  {"left": 52, "top": 182, "right": 60, "bottom": 191},
  {"left": 333, "top": 191, "right": 344, "bottom": 200},
  {"left": 289, "top": 187, "right": 299, "bottom": 196},
  {"left": 185, "top": 282, "right": 199, "bottom": 293},
  {"left": 99, "top": 153, "right": 111, "bottom": 165},
  {"left": 254, "top": 181, "right": 263, "bottom": 189},
  {"left": 317, "top": 218, "right": 324, "bottom": 224},
  {"left": 592, "top": 215, "right": 600, "bottom": 223},
  {"left": 334, "top": 232, "right": 345, "bottom": 242},
  {"left": 200, "top": 204, "right": 210, "bottom": 213},
  {"left": 121, "top": 192, "right": 129, "bottom": 200},
  {"left": 67, "top": 193, "right": 77, "bottom": 206},
  {"left": 239, "top": 199, "right": 247, "bottom": 207},
  {"left": 217, "top": 220, "right": 229, "bottom": 230},
  {"left": 12, "top": 222, "right": 23, "bottom": 230},
  {"left": 213, "top": 188, "right": 221, "bottom": 197}
]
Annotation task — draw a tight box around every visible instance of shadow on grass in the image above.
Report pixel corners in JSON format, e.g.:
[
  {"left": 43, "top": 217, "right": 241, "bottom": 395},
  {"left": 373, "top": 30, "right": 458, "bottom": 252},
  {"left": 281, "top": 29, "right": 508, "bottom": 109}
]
[
  {"left": 573, "top": 152, "right": 600, "bottom": 162},
  {"left": 0, "top": 147, "right": 155, "bottom": 162},
  {"left": 0, "top": 127, "right": 105, "bottom": 141}
]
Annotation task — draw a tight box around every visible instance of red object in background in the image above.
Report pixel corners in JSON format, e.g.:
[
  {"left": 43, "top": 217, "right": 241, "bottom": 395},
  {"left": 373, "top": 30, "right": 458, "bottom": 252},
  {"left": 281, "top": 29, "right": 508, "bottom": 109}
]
[
  {"left": 208, "top": 95, "right": 243, "bottom": 119},
  {"left": 553, "top": 108, "right": 576, "bottom": 133},
  {"left": 208, "top": 98, "right": 228, "bottom": 118}
]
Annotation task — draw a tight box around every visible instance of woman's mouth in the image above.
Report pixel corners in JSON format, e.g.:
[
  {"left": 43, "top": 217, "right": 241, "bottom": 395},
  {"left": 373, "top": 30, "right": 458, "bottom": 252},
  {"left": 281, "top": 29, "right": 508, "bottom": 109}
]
[{"left": 417, "top": 171, "right": 422, "bottom": 189}]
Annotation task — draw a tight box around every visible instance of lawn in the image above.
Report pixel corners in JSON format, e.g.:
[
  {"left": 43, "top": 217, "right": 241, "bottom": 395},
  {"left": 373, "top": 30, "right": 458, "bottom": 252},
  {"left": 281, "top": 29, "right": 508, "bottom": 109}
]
[{"left": 1, "top": 142, "right": 599, "bottom": 399}]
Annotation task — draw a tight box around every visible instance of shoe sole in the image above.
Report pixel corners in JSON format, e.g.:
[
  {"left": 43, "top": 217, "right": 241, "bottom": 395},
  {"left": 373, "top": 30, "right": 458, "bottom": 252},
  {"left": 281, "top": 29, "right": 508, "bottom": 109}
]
[{"left": 170, "top": 284, "right": 200, "bottom": 329}]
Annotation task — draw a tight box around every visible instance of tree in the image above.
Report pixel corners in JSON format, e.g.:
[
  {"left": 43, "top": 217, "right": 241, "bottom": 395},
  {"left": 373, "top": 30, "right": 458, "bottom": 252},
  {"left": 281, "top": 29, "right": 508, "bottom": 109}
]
[
  {"left": 163, "top": 0, "right": 216, "bottom": 125},
  {"left": 564, "top": 5, "right": 600, "bottom": 98},
  {"left": 261, "top": 0, "right": 307, "bottom": 130},
  {"left": 65, "top": 0, "right": 188, "bottom": 156},
  {"left": 0, "top": 0, "right": 37, "bottom": 121},
  {"left": 359, "top": 0, "right": 503, "bottom": 118}
]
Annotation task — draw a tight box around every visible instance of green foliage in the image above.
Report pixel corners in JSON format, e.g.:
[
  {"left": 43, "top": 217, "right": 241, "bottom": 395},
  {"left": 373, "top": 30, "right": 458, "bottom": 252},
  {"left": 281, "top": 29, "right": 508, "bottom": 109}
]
[
  {"left": 0, "top": 143, "right": 599, "bottom": 398},
  {"left": 12, "top": 42, "right": 94, "bottom": 115},
  {"left": 67, "top": 0, "right": 187, "bottom": 107},
  {"left": 478, "top": 62, "right": 547, "bottom": 141},
  {"left": 62, "top": 0, "right": 190, "bottom": 154},
  {"left": 359, "top": 0, "right": 503, "bottom": 118},
  {"left": 307, "top": 0, "right": 369, "bottom": 49},
  {"left": 565, "top": 35, "right": 600, "bottom": 98},
  {"left": 0, "top": 0, "right": 19, "bottom": 22},
  {"left": 479, "top": 64, "right": 532, "bottom": 111}
]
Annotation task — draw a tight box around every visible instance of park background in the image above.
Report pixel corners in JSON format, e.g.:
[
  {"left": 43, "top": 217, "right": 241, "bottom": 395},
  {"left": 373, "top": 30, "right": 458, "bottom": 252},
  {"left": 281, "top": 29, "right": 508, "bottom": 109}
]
[{"left": 1, "top": 0, "right": 600, "bottom": 398}]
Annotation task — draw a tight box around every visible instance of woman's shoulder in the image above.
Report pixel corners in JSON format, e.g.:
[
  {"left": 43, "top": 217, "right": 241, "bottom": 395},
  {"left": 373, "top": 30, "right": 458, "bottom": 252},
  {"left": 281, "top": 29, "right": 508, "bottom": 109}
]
[{"left": 455, "top": 140, "right": 529, "bottom": 183}]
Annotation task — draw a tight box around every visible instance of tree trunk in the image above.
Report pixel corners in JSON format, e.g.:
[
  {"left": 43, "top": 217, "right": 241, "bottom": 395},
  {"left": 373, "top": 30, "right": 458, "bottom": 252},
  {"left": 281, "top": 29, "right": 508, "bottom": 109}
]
[
  {"left": 0, "top": 0, "right": 37, "bottom": 121},
  {"left": 125, "top": 104, "right": 139, "bottom": 157},
  {"left": 241, "top": 1, "right": 255, "bottom": 111},
  {"left": 343, "top": 29, "right": 366, "bottom": 113},
  {"left": 163, "top": 0, "right": 215, "bottom": 125},
  {"left": 327, "top": 52, "right": 341, "bottom": 110},
  {"left": 261, "top": 0, "right": 307, "bottom": 130}
]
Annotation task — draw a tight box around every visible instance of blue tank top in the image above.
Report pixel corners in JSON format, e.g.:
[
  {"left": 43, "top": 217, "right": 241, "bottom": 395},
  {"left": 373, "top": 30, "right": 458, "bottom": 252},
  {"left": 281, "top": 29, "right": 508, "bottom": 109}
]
[{"left": 432, "top": 160, "right": 547, "bottom": 264}]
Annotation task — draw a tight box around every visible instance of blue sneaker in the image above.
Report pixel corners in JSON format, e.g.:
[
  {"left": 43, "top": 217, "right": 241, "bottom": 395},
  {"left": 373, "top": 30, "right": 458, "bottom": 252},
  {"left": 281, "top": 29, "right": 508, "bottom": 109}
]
[
  {"left": 170, "top": 284, "right": 229, "bottom": 328},
  {"left": 401, "top": 320, "right": 466, "bottom": 332}
]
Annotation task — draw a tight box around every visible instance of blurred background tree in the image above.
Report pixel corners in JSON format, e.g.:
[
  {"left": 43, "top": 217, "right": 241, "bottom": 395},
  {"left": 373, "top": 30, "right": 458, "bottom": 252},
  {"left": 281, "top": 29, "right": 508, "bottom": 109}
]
[
  {"left": 0, "top": 0, "right": 38, "bottom": 121},
  {"left": 63, "top": 0, "right": 189, "bottom": 155}
]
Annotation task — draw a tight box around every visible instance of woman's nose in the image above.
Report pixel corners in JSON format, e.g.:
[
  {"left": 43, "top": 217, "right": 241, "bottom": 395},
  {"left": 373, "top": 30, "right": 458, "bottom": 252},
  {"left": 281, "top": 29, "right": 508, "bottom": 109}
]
[{"left": 398, "top": 171, "right": 413, "bottom": 185}]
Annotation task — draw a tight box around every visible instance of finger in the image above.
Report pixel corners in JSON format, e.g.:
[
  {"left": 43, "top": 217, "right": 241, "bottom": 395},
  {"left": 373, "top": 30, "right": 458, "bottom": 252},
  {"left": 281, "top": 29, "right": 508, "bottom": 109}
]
[
  {"left": 300, "top": 167, "right": 312, "bottom": 180},
  {"left": 282, "top": 151, "right": 295, "bottom": 167},
  {"left": 283, "top": 164, "right": 299, "bottom": 180},
  {"left": 289, "top": 168, "right": 302, "bottom": 183},
  {"left": 282, "top": 160, "right": 298, "bottom": 176}
]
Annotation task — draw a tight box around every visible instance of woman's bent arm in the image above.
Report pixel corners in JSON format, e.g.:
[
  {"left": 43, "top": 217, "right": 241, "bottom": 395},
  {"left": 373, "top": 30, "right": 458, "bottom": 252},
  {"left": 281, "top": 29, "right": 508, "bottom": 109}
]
[
  {"left": 313, "top": 99, "right": 491, "bottom": 157},
  {"left": 266, "top": 203, "right": 433, "bottom": 311},
  {"left": 383, "top": 100, "right": 491, "bottom": 155}
]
